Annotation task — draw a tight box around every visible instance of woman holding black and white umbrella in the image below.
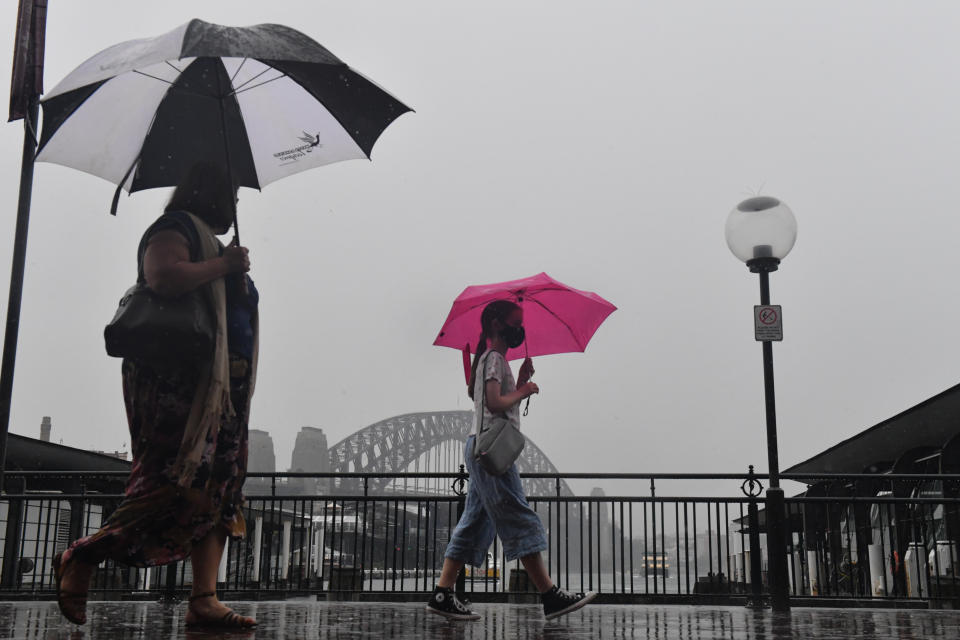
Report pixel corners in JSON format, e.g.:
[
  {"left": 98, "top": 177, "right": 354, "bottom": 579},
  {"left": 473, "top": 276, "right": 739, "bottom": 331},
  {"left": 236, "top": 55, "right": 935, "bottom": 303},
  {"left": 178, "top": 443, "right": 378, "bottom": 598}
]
[
  {"left": 55, "top": 162, "right": 258, "bottom": 629},
  {"left": 40, "top": 19, "right": 410, "bottom": 629}
]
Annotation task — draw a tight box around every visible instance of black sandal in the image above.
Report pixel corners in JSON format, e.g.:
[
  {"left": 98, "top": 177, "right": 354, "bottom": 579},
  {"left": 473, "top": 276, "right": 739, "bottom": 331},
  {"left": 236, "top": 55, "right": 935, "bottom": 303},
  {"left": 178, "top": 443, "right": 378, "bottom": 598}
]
[
  {"left": 186, "top": 592, "right": 257, "bottom": 629},
  {"left": 53, "top": 552, "right": 88, "bottom": 625}
]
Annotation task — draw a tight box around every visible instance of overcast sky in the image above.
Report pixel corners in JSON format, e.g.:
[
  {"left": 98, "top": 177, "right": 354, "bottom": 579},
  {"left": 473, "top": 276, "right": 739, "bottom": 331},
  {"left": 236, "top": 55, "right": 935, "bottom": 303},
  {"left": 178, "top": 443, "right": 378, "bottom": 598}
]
[{"left": 2, "top": 1, "right": 960, "bottom": 496}]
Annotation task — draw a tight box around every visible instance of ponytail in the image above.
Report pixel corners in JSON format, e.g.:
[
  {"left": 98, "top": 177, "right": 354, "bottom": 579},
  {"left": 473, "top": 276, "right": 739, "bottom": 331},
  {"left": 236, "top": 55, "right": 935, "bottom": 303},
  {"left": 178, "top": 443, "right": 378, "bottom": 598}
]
[{"left": 467, "top": 333, "right": 487, "bottom": 399}]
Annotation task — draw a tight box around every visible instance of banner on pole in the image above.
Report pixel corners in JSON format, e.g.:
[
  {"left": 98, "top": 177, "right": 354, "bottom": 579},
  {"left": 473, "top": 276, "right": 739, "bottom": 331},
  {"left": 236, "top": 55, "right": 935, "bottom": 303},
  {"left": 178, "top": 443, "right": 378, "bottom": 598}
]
[{"left": 9, "top": 0, "right": 47, "bottom": 122}]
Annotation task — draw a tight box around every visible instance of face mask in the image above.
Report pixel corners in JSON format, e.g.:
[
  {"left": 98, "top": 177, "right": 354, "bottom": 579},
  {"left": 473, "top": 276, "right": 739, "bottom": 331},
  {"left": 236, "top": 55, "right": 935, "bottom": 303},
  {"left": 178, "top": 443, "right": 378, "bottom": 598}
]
[{"left": 499, "top": 325, "right": 526, "bottom": 349}]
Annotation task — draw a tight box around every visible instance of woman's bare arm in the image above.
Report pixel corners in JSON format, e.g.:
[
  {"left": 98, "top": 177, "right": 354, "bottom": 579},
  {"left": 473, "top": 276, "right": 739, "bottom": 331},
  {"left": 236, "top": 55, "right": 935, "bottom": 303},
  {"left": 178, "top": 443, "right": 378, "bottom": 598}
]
[
  {"left": 142, "top": 230, "right": 249, "bottom": 297},
  {"left": 484, "top": 378, "right": 539, "bottom": 413}
]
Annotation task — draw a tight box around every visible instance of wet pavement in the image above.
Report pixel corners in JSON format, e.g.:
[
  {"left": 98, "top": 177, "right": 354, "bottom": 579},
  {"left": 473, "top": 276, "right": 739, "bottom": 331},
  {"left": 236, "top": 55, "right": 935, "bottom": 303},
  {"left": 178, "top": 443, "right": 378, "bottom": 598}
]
[{"left": 1, "top": 601, "right": 959, "bottom": 639}]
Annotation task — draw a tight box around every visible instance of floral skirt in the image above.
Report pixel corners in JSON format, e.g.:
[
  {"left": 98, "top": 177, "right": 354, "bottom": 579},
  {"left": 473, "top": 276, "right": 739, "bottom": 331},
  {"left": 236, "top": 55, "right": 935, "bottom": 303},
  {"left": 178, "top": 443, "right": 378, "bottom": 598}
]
[{"left": 64, "top": 357, "right": 250, "bottom": 568}]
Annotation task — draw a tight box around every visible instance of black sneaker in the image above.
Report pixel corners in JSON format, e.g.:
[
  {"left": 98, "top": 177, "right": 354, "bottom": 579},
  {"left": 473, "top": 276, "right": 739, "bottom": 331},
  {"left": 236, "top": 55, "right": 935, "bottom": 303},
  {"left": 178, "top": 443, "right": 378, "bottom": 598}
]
[
  {"left": 541, "top": 586, "right": 597, "bottom": 620},
  {"left": 426, "top": 586, "right": 481, "bottom": 621}
]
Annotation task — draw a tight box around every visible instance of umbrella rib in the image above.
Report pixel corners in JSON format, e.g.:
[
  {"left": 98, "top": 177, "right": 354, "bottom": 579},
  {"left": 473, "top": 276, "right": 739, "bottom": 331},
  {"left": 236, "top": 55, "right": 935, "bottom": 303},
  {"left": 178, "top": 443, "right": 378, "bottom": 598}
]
[
  {"left": 132, "top": 67, "right": 220, "bottom": 100},
  {"left": 442, "top": 286, "right": 565, "bottom": 330},
  {"left": 229, "top": 57, "right": 248, "bottom": 85},
  {"left": 442, "top": 299, "right": 492, "bottom": 330},
  {"left": 510, "top": 285, "right": 570, "bottom": 297},
  {"left": 165, "top": 61, "right": 184, "bottom": 74},
  {"left": 527, "top": 297, "right": 585, "bottom": 351},
  {"left": 132, "top": 69, "right": 177, "bottom": 87},
  {"left": 230, "top": 66, "right": 273, "bottom": 93},
  {"left": 230, "top": 73, "right": 288, "bottom": 97}
]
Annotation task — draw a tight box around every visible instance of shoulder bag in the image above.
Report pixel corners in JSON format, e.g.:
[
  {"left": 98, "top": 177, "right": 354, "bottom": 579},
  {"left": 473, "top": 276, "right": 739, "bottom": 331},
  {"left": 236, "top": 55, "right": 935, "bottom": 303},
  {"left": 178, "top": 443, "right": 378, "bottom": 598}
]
[
  {"left": 103, "top": 220, "right": 215, "bottom": 362},
  {"left": 473, "top": 352, "right": 526, "bottom": 475}
]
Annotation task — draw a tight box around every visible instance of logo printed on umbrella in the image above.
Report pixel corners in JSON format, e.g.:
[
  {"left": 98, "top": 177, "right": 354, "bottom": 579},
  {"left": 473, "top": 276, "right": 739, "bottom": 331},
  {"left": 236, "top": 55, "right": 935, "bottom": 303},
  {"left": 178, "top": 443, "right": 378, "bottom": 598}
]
[{"left": 274, "top": 131, "right": 322, "bottom": 164}]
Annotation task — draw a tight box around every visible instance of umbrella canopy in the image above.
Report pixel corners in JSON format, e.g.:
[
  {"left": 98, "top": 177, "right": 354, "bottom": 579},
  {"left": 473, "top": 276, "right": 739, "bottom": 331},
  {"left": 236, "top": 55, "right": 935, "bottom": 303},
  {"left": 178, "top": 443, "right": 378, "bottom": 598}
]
[
  {"left": 36, "top": 19, "right": 411, "bottom": 211},
  {"left": 433, "top": 272, "right": 617, "bottom": 361}
]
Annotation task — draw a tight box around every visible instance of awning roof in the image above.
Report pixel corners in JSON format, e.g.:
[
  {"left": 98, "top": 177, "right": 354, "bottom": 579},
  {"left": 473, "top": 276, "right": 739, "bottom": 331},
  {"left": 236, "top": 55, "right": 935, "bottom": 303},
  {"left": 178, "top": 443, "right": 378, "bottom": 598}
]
[
  {"left": 785, "top": 383, "right": 960, "bottom": 475},
  {"left": 6, "top": 433, "right": 130, "bottom": 473},
  {"left": 5, "top": 433, "right": 129, "bottom": 492}
]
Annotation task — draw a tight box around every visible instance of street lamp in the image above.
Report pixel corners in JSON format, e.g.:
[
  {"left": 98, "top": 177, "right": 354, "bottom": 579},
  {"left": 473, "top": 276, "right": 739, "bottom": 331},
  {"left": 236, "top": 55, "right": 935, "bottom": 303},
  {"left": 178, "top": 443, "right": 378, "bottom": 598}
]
[{"left": 726, "top": 195, "right": 796, "bottom": 612}]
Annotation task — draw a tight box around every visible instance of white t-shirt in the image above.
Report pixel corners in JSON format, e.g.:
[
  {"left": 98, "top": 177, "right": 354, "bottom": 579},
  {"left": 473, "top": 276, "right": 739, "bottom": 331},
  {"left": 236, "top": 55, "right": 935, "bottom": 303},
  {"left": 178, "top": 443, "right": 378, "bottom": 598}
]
[{"left": 473, "top": 350, "right": 521, "bottom": 436}]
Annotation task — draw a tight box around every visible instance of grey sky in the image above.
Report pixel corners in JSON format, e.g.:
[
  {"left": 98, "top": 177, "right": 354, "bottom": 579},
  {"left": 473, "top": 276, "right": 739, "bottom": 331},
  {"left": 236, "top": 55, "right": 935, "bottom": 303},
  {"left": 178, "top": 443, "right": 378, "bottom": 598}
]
[{"left": 1, "top": 2, "right": 959, "bottom": 495}]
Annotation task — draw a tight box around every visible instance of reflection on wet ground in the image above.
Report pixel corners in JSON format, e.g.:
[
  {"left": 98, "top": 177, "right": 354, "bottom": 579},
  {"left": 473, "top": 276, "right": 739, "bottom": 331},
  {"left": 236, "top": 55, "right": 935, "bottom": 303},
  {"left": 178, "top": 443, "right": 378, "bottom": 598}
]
[{"left": 1, "top": 600, "right": 959, "bottom": 639}]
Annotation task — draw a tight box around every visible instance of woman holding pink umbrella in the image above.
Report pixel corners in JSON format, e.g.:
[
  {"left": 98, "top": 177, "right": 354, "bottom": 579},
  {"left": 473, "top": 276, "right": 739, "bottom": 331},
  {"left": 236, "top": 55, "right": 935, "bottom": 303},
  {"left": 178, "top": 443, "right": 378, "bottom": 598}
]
[{"left": 428, "top": 274, "right": 615, "bottom": 621}]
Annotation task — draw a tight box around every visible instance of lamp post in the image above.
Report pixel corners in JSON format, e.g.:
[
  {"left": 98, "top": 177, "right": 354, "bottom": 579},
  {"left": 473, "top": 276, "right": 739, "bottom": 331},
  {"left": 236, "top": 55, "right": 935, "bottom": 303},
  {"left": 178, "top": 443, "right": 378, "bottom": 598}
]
[{"left": 725, "top": 195, "right": 796, "bottom": 612}]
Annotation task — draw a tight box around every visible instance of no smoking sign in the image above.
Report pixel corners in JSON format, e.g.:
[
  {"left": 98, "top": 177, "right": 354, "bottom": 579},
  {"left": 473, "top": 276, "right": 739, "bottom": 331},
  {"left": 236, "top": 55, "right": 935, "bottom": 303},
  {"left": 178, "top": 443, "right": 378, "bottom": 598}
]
[{"left": 754, "top": 305, "right": 783, "bottom": 342}]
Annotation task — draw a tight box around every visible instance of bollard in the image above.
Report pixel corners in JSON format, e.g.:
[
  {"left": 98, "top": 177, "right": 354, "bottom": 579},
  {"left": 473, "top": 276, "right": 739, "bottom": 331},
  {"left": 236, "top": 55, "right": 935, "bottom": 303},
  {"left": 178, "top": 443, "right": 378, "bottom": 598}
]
[
  {"left": 765, "top": 487, "right": 791, "bottom": 611},
  {"left": 508, "top": 568, "right": 537, "bottom": 593}
]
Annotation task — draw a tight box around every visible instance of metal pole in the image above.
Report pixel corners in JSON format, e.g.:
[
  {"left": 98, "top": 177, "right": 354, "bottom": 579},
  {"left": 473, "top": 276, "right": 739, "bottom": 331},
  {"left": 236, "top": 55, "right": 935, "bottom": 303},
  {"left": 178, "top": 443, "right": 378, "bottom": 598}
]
[
  {"left": 214, "top": 65, "right": 240, "bottom": 244},
  {"left": 0, "top": 97, "right": 39, "bottom": 492},
  {"left": 757, "top": 269, "right": 790, "bottom": 611},
  {"left": 758, "top": 271, "right": 781, "bottom": 489}
]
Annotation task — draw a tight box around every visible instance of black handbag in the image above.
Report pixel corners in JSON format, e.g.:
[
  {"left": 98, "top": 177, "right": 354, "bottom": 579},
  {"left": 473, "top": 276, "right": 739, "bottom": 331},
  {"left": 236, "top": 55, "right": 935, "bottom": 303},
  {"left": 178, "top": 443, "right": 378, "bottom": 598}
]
[
  {"left": 104, "top": 284, "right": 214, "bottom": 361},
  {"left": 104, "top": 230, "right": 215, "bottom": 361}
]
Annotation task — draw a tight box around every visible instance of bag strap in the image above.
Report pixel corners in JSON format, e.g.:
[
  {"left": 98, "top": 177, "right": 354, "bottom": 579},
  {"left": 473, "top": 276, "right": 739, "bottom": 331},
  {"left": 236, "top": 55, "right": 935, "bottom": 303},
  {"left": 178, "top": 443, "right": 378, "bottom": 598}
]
[
  {"left": 476, "top": 350, "right": 508, "bottom": 437},
  {"left": 476, "top": 351, "right": 488, "bottom": 438},
  {"left": 136, "top": 211, "right": 210, "bottom": 284}
]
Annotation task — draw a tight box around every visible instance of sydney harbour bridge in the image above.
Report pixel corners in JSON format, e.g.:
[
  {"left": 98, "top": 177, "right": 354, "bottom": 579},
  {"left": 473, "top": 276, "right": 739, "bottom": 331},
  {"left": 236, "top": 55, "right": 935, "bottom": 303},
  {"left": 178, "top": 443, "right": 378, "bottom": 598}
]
[
  {"left": 325, "top": 410, "right": 573, "bottom": 497},
  {"left": 244, "top": 411, "right": 605, "bottom": 574},
  {"left": 242, "top": 411, "right": 612, "bottom": 577}
]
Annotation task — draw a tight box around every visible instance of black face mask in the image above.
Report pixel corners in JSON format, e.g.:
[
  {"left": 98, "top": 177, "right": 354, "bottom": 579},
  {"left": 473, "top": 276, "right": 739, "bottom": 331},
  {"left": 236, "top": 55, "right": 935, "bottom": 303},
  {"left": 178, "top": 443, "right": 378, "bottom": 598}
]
[{"left": 499, "top": 325, "right": 526, "bottom": 349}]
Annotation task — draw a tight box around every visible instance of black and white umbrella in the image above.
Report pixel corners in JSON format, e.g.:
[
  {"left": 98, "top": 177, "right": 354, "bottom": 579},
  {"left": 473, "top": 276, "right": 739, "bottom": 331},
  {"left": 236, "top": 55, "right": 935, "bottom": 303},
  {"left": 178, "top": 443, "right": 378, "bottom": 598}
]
[{"left": 36, "top": 19, "right": 411, "bottom": 221}]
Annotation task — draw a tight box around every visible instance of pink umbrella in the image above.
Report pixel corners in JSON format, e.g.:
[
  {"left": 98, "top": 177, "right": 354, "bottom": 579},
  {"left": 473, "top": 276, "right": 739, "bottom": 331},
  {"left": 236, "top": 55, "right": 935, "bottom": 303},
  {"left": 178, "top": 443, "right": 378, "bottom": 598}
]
[{"left": 434, "top": 273, "right": 617, "bottom": 375}]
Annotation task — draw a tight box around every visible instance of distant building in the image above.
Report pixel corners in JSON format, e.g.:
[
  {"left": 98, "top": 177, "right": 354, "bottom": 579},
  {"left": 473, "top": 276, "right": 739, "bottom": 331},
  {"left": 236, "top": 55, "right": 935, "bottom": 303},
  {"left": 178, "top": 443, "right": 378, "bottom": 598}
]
[
  {"left": 291, "top": 427, "right": 329, "bottom": 473},
  {"left": 288, "top": 426, "right": 330, "bottom": 495},
  {"left": 246, "top": 429, "right": 277, "bottom": 495},
  {"left": 248, "top": 429, "right": 277, "bottom": 472}
]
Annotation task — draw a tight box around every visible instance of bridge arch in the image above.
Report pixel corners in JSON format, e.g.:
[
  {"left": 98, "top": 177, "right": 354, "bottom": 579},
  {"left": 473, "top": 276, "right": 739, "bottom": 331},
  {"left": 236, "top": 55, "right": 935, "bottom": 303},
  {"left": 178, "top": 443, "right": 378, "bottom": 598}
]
[{"left": 328, "top": 411, "right": 572, "bottom": 496}]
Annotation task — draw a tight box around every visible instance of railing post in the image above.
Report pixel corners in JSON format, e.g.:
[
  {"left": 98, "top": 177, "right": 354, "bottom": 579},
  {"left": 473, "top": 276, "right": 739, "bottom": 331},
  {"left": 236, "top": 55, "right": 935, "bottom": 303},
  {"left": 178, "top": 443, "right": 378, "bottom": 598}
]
[
  {"left": 743, "top": 466, "right": 765, "bottom": 608},
  {"left": 162, "top": 561, "right": 179, "bottom": 602},
  {"left": 556, "top": 478, "right": 562, "bottom": 583},
  {"left": 452, "top": 464, "right": 468, "bottom": 598},
  {"left": 67, "top": 479, "right": 86, "bottom": 544},
  {"left": 1, "top": 476, "right": 25, "bottom": 588}
]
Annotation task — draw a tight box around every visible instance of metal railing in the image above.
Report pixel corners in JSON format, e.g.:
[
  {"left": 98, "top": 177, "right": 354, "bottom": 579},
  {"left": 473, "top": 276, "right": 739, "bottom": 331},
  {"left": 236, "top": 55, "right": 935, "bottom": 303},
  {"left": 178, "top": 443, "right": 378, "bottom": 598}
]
[{"left": 1, "top": 469, "right": 959, "bottom": 606}]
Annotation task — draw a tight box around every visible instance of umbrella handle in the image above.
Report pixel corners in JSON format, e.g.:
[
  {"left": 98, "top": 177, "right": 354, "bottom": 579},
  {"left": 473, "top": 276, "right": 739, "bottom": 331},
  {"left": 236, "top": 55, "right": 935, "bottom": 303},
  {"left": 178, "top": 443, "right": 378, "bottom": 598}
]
[
  {"left": 523, "top": 396, "right": 531, "bottom": 417},
  {"left": 228, "top": 229, "right": 250, "bottom": 296}
]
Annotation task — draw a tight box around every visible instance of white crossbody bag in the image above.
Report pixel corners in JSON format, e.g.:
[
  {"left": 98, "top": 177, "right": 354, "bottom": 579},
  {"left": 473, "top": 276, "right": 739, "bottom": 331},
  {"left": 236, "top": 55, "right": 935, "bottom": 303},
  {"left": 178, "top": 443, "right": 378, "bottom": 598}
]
[{"left": 473, "top": 352, "right": 526, "bottom": 475}]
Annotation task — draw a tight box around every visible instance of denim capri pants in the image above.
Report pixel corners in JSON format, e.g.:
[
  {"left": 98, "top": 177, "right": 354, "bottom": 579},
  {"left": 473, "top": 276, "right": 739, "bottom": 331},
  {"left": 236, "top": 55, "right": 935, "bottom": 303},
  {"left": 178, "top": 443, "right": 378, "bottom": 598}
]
[{"left": 444, "top": 435, "right": 548, "bottom": 567}]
